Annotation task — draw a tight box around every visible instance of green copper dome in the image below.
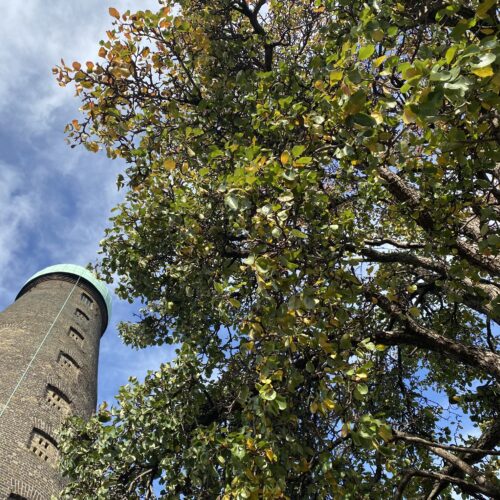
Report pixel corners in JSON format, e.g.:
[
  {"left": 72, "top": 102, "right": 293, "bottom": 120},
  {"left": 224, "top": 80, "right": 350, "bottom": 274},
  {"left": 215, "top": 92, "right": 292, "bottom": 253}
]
[{"left": 20, "top": 264, "right": 112, "bottom": 320}]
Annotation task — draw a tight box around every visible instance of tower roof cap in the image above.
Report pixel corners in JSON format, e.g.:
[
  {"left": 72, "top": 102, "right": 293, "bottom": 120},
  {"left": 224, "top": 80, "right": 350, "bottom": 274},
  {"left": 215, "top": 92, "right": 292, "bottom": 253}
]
[{"left": 20, "top": 264, "right": 112, "bottom": 320}]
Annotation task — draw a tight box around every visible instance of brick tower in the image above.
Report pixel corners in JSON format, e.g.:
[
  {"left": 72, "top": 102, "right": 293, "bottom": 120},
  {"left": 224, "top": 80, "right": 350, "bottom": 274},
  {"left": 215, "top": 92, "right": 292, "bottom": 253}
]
[{"left": 0, "top": 264, "right": 111, "bottom": 499}]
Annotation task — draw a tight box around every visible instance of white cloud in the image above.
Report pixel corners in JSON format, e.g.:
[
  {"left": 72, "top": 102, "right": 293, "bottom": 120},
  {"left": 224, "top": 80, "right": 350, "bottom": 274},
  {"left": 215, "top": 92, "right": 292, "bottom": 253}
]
[
  {"left": 0, "top": 161, "right": 36, "bottom": 275},
  {"left": 0, "top": 0, "right": 159, "bottom": 286},
  {"left": 0, "top": 0, "right": 167, "bottom": 404},
  {"left": 0, "top": 0, "right": 157, "bottom": 133}
]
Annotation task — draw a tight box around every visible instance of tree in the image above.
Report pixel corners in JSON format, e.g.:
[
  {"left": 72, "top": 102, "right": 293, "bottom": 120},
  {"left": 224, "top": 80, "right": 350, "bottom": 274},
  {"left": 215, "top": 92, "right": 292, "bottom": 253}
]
[{"left": 55, "top": 0, "right": 499, "bottom": 497}]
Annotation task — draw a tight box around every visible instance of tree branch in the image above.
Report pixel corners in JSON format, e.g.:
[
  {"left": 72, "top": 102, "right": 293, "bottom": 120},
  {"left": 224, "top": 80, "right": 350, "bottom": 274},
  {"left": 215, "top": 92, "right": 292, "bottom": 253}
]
[
  {"left": 369, "top": 291, "right": 500, "bottom": 380},
  {"left": 354, "top": 245, "right": 500, "bottom": 322},
  {"left": 426, "top": 419, "right": 500, "bottom": 499},
  {"left": 393, "top": 430, "right": 500, "bottom": 456},
  {"left": 376, "top": 165, "right": 500, "bottom": 277},
  {"left": 395, "top": 468, "right": 498, "bottom": 499}
]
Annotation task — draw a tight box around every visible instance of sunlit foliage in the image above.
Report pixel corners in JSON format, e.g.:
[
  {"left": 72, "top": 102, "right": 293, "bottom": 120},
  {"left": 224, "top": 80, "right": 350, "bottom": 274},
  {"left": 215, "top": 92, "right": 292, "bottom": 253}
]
[{"left": 55, "top": 0, "right": 499, "bottom": 497}]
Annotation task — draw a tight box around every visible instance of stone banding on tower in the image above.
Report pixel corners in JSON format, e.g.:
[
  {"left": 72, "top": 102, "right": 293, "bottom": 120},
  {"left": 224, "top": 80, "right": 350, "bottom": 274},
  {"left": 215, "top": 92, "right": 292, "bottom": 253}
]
[{"left": 0, "top": 264, "right": 111, "bottom": 499}]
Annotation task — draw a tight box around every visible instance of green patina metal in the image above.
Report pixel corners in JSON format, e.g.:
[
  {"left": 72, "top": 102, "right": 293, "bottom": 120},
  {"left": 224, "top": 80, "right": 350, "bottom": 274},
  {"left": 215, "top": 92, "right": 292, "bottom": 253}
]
[{"left": 21, "top": 264, "right": 112, "bottom": 319}]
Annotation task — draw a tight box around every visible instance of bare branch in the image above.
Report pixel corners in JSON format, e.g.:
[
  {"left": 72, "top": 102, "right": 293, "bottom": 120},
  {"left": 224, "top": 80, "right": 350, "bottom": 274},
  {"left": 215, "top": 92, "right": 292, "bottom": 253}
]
[
  {"left": 393, "top": 430, "right": 500, "bottom": 456},
  {"left": 395, "top": 468, "right": 498, "bottom": 499}
]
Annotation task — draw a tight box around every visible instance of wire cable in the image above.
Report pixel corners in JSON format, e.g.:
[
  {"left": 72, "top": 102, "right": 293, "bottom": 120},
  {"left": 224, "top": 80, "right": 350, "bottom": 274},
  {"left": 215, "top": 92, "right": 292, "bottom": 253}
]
[{"left": 0, "top": 276, "right": 81, "bottom": 421}]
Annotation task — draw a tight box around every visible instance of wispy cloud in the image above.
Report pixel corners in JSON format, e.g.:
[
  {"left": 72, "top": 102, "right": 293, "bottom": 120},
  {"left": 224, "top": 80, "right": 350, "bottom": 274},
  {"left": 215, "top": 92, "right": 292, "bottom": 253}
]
[
  {"left": 0, "top": 161, "right": 36, "bottom": 279},
  {"left": 0, "top": 0, "right": 154, "bottom": 133},
  {"left": 0, "top": 0, "right": 171, "bottom": 405}
]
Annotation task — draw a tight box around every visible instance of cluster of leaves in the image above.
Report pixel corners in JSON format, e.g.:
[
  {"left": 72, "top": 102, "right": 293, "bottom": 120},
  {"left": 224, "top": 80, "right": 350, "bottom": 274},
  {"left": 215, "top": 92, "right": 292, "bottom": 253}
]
[{"left": 55, "top": 0, "right": 499, "bottom": 498}]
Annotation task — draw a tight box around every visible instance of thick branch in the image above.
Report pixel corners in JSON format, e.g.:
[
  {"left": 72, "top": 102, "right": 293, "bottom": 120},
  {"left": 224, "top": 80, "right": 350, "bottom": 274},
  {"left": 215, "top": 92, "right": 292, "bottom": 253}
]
[
  {"left": 426, "top": 419, "right": 500, "bottom": 499},
  {"left": 393, "top": 431, "right": 500, "bottom": 456},
  {"left": 427, "top": 446, "right": 495, "bottom": 492},
  {"left": 377, "top": 165, "right": 500, "bottom": 277},
  {"left": 355, "top": 245, "right": 500, "bottom": 322},
  {"left": 395, "top": 468, "right": 499, "bottom": 499},
  {"left": 235, "top": 0, "right": 274, "bottom": 70},
  {"left": 370, "top": 292, "right": 500, "bottom": 380}
]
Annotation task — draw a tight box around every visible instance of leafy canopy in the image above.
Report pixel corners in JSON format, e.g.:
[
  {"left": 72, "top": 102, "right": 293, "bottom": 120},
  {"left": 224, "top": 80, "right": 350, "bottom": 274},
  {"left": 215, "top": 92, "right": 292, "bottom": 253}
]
[{"left": 55, "top": 0, "right": 500, "bottom": 498}]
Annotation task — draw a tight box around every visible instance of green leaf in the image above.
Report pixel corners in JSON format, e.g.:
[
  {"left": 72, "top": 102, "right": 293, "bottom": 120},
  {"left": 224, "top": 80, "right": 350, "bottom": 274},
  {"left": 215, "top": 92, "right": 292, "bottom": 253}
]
[
  {"left": 291, "top": 145, "right": 306, "bottom": 157},
  {"left": 225, "top": 193, "right": 239, "bottom": 210},
  {"left": 275, "top": 395, "right": 287, "bottom": 410},
  {"left": 294, "top": 156, "right": 312, "bottom": 166},
  {"left": 351, "top": 113, "right": 377, "bottom": 128},
  {"left": 290, "top": 229, "right": 307, "bottom": 238},
  {"left": 408, "top": 306, "right": 420, "bottom": 317},
  {"left": 430, "top": 68, "right": 452, "bottom": 81},
  {"left": 359, "top": 44, "right": 375, "bottom": 60},
  {"left": 445, "top": 47, "right": 458, "bottom": 65},
  {"left": 470, "top": 52, "right": 495, "bottom": 69},
  {"left": 259, "top": 386, "right": 277, "bottom": 401},
  {"left": 357, "top": 384, "right": 368, "bottom": 395}
]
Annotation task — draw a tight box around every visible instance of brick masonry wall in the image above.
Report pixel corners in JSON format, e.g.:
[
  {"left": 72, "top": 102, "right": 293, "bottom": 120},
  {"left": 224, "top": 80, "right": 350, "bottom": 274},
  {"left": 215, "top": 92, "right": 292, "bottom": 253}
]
[{"left": 0, "top": 274, "right": 107, "bottom": 499}]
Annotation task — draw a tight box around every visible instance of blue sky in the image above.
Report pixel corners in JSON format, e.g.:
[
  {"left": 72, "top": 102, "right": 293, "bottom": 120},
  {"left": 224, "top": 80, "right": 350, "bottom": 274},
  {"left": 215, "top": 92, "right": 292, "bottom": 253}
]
[
  {"left": 0, "top": 0, "right": 175, "bottom": 405},
  {"left": 0, "top": 0, "right": 488, "bottom": 463}
]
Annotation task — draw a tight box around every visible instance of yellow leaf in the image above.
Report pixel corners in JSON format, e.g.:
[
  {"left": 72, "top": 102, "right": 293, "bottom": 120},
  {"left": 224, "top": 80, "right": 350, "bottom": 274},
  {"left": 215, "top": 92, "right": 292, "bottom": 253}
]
[
  {"left": 310, "top": 401, "right": 318, "bottom": 414},
  {"left": 280, "top": 151, "right": 290, "bottom": 165},
  {"left": 341, "top": 423, "right": 350, "bottom": 438},
  {"left": 319, "top": 333, "right": 333, "bottom": 353},
  {"left": 98, "top": 47, "right": 107, "bottom": 58},
  {"left": 374, "top": 55, "right": 387, "bottom": 68},
  {"left": 340, "top": 82, "right": 351, "bottom": 95},
  {"left": 323, "top": 398, "right": 336, "bottom": 410},
  {"left": 109, "top": 7, "right": 120, "bottom": 19},
  {"left": 298, "top": 458, "right": 310, "bottom": 472},
  {"left": 164, "top": 158, "right": 176, "bottom": 171},
  {"left": 72, "top": 61, "right": 81, "bottom": 71},
  {"left": 87, "top": 142, "right": 99, "bottom": 153},
  {"left": 71, "top": 119, "right": 80, "bottom": 131},
  {"left": 244, "top": 468, "right": 256, "bottom": 481},
  {"left": 371, "top": 111, "right": 383, "bottom": 124},
  {"left": 403, "top": 106, "right": 417, "bottom": 124},
  {"left": 378, "top": 425, "right": 393, "bottom": 441},
  {"left": 472, "top": 66, "right": 493, "bottom": 78},
  {"left": 86, "top": 61, "right": 94, "bottom": 71},
  {"left": 329, "top": 70, "right": 343, "bottom": 83},
  {"left": 445, "top": 47, "right": 457, "bottom": 65},
  {"left": 476, "top": 0, "right": 495, "bottom": 18},
  {"left": 265, "top": 449, "right": 277, "bottom": 462},
  {"left": 314, "top": 80, "right": 324, "bottom": 90}
]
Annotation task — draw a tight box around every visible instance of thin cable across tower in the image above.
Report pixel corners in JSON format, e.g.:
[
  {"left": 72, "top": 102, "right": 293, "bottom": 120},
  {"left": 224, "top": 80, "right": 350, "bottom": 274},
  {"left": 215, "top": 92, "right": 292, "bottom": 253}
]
[{"left": 0, "top": 265, "right": 111, "bottom": 498}]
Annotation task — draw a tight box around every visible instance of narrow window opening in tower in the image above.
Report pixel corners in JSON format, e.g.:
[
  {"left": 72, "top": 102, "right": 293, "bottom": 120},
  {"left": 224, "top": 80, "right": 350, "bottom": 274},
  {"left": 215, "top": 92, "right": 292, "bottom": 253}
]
[
  {"left": 46, "top": 385, "right": 72, "bottom": 416},
  {"left": 81, "top": 292, "right": 93, "bottom": 308},
  {"left": 68, "top": 326, "right": 85, "bottom": 346},
  {"left": 29, "top": 429, "right": 58, "bottom": 466},
  {"left": 57, "top": 351, "right": 80, "bottom": 378},
  {"left": 74, "top": 308, "right": 89, "bottom": 322}
]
